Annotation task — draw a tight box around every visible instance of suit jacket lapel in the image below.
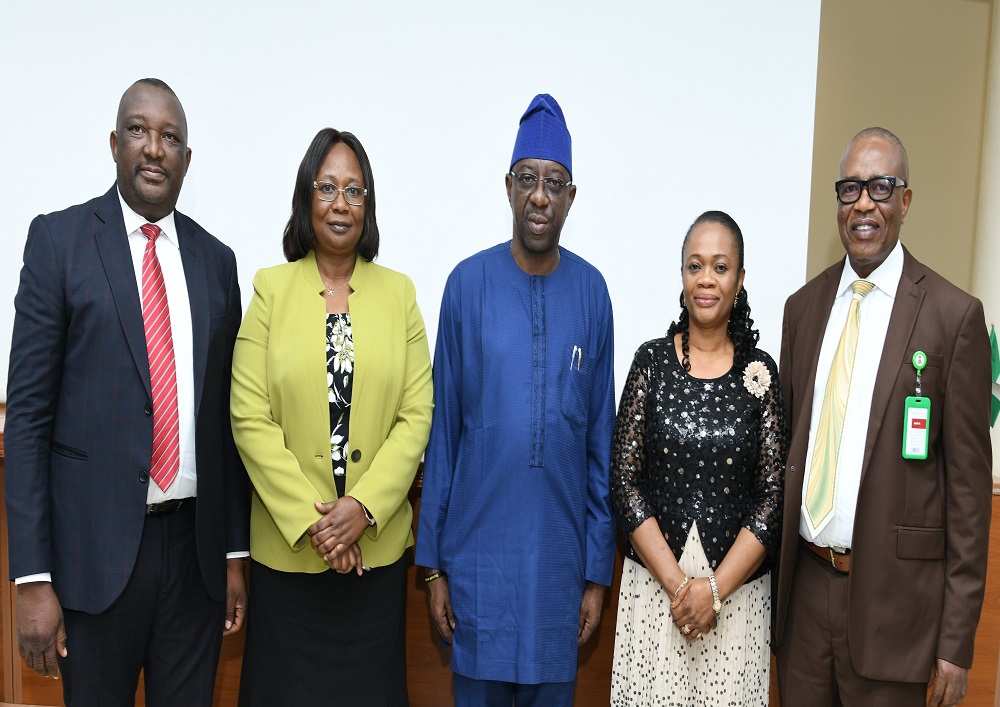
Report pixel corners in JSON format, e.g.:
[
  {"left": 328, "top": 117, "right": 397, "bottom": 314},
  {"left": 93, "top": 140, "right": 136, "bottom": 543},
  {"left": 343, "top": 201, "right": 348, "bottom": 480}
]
[
  {"left": 860, "top": 247, "right": 925, "bottom": 482},
  {"left": 347, "top": 252, "right": 368, "bottom": 407},
  {"left": 788, "top": 262, "right": 842, "bottom": 503},
  {"left": 93, "top": 186, "right": 151, "bottom": 397},
  {"left": 295, "top": 251, "right": 331, "bottom": 422},
  {"left": 178, "top": 212, "right": 209, "bottom": 417}
]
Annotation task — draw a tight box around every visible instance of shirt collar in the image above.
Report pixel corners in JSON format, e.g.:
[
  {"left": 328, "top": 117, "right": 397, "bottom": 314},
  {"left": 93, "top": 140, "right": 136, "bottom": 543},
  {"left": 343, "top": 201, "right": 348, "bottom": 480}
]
[
  {"left": 836, "top": 239, "right": 904, "bottom": 299},
  {"left": 117, "top": 187, "right": 179, "bottom": 250}
]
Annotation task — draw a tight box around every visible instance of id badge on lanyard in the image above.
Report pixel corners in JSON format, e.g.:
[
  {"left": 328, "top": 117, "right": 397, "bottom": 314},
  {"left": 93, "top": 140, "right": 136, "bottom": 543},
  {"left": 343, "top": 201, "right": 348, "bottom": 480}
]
[{"left": 902, "top": 351, "right": 930, "bottom": 460}]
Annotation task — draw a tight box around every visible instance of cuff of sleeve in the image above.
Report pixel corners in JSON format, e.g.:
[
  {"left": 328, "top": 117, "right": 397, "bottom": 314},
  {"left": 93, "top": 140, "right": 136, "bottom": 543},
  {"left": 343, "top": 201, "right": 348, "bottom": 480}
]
[
  {"left": 226, "top": 551, "right": 250, "bottom": 560},
  {"left": 15, "top": 573, "right": 52, "bottom": 584}
]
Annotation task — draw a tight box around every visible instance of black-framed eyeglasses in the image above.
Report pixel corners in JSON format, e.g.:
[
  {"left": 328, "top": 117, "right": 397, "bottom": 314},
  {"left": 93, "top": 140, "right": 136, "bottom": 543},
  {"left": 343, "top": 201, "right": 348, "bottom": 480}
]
[
  {"left": 509, "top": 171, "right": 572, "bottom": 198},
  {"left": 834, "top": 176, "right": 906, "bottom": 204},
  {"left": 314, "top": 181, "right": 367, "bottom": 206}
]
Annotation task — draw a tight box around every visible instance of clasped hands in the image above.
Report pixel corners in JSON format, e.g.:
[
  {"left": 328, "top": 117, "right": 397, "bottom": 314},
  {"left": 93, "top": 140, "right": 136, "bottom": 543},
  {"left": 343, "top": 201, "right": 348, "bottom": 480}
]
[
  {"left": 307, "top": 497, "right": 369, "bottom": 575},
  {"left": 670, "top": 577, "right": 718, "bottom": 642}
]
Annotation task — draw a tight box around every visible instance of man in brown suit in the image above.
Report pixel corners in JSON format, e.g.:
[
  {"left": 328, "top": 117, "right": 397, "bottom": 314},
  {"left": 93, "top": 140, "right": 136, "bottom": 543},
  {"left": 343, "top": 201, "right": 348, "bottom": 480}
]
[{"left": 773, "top": 127, "right": 992, "bottom": 706}]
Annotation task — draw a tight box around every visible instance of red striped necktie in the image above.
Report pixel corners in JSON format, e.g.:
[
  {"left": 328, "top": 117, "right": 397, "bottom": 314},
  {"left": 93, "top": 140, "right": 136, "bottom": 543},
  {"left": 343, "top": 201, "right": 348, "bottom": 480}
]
[{"left": 140, "top": 223, "right": 180, "bottom": 491}]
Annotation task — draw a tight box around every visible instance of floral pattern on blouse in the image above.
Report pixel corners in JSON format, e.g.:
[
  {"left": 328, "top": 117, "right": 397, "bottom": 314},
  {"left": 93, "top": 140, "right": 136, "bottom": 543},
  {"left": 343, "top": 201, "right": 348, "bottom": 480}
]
[
  {"left": 610, "top": 337, "right": 788, "bottom": 581},
  {"left": 327, "top": 312, "right": 354, "bottom": 498}
]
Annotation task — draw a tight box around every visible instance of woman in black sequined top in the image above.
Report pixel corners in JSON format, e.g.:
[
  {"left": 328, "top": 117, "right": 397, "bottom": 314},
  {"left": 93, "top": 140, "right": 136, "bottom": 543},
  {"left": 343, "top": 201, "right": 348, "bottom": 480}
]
[{"left": 609, "top": 210, "right": 788, "bottom": 706}]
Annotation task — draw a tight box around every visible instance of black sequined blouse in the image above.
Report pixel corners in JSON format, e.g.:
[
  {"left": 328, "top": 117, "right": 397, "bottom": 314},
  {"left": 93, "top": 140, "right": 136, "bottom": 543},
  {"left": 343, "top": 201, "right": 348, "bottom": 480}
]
[{"left": 610, "top": 337, "right": 787, "bottom": 583}]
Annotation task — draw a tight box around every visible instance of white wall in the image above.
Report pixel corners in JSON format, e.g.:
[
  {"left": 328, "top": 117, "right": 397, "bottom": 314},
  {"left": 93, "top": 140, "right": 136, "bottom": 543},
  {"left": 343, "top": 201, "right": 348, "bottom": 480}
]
[{"left": 0, "top": 1, "right": 821, "bottom": 398}]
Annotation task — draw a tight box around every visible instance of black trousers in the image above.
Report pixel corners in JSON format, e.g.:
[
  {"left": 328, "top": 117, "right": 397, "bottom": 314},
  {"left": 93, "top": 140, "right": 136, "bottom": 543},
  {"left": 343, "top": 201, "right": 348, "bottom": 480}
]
[
  {"left": 239, "top": 555, "right": 409, "bottom": 707},
  {"left": 58, "top": 501, "right": 224, "bottom": 707}
]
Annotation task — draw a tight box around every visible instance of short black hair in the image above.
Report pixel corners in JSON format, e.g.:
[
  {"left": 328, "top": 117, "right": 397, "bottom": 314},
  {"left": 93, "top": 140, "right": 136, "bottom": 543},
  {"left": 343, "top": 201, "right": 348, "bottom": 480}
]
[
  {"left": 134, "top": 77, "right": 177, "bottom": 97},
  {"left": 117, "top": 78, "right": 187, "bottom": 137},
  {"left": 282, "top": 129, "right": 379, "bottom": 262},
  {"left": 843, "top": 126, "right": 909, "bottom": 181}
]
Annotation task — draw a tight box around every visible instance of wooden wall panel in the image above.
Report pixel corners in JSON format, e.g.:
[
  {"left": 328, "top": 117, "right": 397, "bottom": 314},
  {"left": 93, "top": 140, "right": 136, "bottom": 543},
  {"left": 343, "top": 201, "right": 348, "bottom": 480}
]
[
  {"left": 0, "top": 415, "right": 10, "bottom": 703},
  {"left": 964, "top": 492, "right": 1000, "bottom": 706}
]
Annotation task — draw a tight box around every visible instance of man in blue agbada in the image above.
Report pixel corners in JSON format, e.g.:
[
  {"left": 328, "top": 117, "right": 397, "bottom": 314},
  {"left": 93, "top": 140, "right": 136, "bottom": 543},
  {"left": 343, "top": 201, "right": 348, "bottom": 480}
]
[{"left": 415, "top": 94, "right": 617, "bottom": 706}]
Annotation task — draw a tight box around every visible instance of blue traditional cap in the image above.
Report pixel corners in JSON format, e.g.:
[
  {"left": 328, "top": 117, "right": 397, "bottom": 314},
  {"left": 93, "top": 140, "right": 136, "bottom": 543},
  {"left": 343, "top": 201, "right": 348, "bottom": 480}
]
[{"left": 509, "top": 93, "right": 572, "bottom": 178}]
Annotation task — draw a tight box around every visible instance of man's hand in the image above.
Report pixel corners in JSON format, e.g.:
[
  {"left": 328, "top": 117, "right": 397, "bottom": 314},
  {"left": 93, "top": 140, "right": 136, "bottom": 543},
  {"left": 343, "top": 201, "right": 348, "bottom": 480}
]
[
  {"left": 927, "top": 658, "right": 968, "bottom": 707},
  {"left": 17, "top": 582, "right": 66, "bottom": 678},
  {"left": 578, "top": 582, "right": 605, "bottom": 646},
  {"left": 425, "top": 572, "right": 456, "bottom": 643},
  {"left": 223, "top": 558, "right": 248, "bottom": 636}
]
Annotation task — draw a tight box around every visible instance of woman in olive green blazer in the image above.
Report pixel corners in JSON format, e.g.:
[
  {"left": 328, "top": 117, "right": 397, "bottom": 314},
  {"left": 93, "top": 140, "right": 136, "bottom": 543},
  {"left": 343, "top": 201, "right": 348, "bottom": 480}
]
[{"left": 230, "top": 129, "right": 432, "bottom": 706}]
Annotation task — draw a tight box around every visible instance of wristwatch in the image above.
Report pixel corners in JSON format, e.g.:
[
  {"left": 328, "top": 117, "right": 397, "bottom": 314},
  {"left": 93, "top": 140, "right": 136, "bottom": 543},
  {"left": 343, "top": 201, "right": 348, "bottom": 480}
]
[
  {"left": 708, "top": 575, "right": 722, "bottom": 616},
  {"left": 362, "top": 504, "right": 376, "bottom": 527}
]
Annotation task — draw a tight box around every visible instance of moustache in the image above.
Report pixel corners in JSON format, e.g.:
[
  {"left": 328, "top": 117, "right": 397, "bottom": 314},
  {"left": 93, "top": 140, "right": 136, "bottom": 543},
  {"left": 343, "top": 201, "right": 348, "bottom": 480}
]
[{"left": 134, "top": 163, "right": 170, "bottom": 179}]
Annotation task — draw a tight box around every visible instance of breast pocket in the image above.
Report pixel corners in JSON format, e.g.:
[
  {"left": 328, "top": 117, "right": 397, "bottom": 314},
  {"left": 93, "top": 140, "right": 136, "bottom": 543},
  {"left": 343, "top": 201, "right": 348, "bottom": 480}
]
[
  {"left": 559, "top": 343, "right": 593, "bottom": 428},
  {"left": 903, "top": 349, "right": 944, "bottom": 399}
]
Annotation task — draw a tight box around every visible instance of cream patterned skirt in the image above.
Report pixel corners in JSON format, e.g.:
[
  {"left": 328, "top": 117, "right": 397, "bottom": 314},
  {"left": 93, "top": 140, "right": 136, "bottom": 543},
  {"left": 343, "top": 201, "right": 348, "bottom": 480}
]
[{"left": 610, "top": 522, "right": 770, "bottom": 706}]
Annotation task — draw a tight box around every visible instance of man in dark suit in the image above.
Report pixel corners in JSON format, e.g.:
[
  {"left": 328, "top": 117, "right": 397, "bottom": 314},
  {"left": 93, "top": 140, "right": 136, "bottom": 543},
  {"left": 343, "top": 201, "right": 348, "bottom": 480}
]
[
  {"left": 5, "top": 78, "right": 249, "bottom": 706},
  {"left": 773, "top": 127, "right": 992, "bottom": 706}
]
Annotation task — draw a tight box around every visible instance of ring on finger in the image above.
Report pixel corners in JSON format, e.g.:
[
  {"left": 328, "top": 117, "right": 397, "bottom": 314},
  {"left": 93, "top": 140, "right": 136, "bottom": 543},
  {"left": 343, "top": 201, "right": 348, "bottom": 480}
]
[
  {"left": 695, "top": 630, "right": 703, "bottom": 639},
  {"left": 681, "top": 624, "right": 691, "bottom": 635}
]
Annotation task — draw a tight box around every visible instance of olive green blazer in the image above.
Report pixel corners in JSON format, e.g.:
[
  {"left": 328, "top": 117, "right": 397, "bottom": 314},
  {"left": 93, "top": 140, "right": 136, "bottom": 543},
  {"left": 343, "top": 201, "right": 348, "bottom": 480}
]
[{"left": 231, "top": 251, "right": 433, "bottom": 572}]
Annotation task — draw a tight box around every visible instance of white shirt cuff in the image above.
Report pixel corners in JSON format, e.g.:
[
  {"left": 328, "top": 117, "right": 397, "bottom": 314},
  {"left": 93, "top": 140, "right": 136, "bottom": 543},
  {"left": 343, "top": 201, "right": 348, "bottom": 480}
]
[{"left": 15, "top": 573, "right": 52, "bottom": 584}]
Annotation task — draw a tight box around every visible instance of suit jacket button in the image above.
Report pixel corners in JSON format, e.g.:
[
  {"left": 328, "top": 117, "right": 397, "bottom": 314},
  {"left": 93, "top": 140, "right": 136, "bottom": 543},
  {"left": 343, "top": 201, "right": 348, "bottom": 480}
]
[
  {"left": 139, "top": 470, "right": 149, "bottom": 484},
  {"left": 144, "top": 403, "right": 153, "bottom": 416},
  {"left": 351, "top": 449, "right": 362, "bottom": 462}
]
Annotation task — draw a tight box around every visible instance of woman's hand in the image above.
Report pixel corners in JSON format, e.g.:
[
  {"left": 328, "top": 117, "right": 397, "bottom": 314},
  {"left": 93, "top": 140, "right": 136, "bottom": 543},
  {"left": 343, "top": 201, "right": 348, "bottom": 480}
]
[
  {"left": 325, "top": 542, "right": 364, "bottom": 575},
  {"left": 670, "top": 577, "right": 717, "bottom": 641},
  {"left": 308, "top": 497, "right": 369, "bottom": 562}
]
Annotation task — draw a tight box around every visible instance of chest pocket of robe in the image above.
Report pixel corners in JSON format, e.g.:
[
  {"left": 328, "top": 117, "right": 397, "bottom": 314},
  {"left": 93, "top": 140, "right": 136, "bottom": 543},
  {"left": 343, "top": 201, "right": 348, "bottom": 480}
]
[{"left": 559, "top": 342, "right": 593, "bottom": 429}]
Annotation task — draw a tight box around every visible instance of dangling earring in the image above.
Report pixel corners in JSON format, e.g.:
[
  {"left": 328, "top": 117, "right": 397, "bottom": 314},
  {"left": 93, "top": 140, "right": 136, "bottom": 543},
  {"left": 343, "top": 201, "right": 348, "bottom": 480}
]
[{"left": 681, "top": 293, "right": 687, "bottom": 308}]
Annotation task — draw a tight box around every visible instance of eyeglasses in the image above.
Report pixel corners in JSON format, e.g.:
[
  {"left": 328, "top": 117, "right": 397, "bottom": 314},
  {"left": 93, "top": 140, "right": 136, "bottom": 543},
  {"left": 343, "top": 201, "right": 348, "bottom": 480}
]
[
  {"left": 834, "top": 176, "right": 906, "bottom": 204},
  {"left": 314, "top": 181, "right": 367, "bottom": 206},
  {"left": 509, "top": 171, "right": 572, "bottom": 198}
]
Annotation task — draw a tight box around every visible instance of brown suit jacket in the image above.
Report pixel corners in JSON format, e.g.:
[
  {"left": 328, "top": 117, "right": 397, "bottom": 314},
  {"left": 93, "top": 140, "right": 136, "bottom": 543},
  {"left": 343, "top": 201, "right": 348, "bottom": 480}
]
[{"left": 772, "top": 246, "right": 992, "bottom": 682}]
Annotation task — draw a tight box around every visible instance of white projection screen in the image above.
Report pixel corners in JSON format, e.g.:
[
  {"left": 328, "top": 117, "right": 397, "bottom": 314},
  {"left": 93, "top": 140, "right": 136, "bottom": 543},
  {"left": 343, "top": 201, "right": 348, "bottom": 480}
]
[{"left": 0, "top": 1, "right": 821, "bottom": 398}]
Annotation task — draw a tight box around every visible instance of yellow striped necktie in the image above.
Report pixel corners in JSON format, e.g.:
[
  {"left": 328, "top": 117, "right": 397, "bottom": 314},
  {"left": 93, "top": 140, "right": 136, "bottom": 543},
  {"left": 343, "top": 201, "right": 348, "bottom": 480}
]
[{"left": 804, "top": 279, "right": 875, "bottom": 535}]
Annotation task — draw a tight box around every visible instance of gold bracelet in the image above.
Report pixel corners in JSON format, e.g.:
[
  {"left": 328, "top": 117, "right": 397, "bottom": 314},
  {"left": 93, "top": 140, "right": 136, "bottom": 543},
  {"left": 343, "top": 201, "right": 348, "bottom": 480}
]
[{"left": 673, "top": 576, "right": 690, "bottom": 600}]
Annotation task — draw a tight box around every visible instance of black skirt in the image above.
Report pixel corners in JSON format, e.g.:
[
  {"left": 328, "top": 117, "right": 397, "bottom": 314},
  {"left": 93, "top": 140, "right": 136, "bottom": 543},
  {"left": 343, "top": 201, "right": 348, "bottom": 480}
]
[{"left": 239, "top": 555, "right": 409, "bottom": 706}]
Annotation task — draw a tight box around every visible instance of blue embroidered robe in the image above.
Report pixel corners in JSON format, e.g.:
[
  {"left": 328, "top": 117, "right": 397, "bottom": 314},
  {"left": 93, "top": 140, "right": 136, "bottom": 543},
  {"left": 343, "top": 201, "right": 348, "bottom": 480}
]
[{"left": 415, "top": 242, "right": 616, "bottom": 683}]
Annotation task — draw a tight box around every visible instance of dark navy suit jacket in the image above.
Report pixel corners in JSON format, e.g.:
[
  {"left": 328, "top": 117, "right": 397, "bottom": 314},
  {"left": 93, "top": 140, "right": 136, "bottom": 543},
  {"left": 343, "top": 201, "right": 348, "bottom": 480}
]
[{"left": 5, "top": 185, "right": 249, "bottom": 614}]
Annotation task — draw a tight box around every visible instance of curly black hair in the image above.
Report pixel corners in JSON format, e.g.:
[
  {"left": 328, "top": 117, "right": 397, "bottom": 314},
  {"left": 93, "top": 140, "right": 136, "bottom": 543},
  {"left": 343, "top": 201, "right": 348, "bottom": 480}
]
[{"left": 667, "top": 210, "right": 760, "bottom": 372}]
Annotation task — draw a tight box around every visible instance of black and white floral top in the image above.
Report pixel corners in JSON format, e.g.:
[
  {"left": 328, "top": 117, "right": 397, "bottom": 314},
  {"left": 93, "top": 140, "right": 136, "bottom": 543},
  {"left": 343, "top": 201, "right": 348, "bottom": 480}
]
[{"left": 326, "top": 312, "right": 354, "bottom": 498}]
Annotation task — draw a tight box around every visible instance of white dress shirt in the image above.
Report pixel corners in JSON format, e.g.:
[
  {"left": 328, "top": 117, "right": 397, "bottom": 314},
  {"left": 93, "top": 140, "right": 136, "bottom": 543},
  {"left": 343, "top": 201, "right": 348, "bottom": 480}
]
[
  {"left": 800, "top": 240, "right": 904, "bottom": 549},
  {"left": 119, "top": 190, "right": 199, "bottom": 504}
]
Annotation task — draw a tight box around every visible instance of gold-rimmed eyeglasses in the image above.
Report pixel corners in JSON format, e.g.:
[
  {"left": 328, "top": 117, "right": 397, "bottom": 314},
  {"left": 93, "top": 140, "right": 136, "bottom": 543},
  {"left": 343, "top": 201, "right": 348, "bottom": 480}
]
[{"left": 314, "top": 181, "right": 367, "bottom": 206}]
